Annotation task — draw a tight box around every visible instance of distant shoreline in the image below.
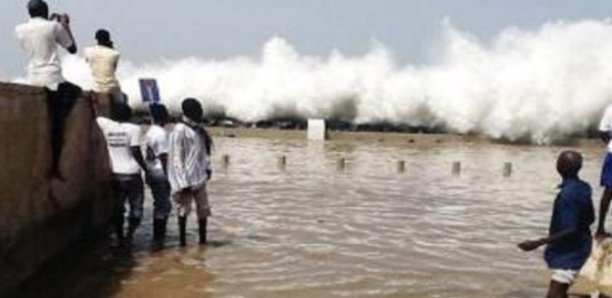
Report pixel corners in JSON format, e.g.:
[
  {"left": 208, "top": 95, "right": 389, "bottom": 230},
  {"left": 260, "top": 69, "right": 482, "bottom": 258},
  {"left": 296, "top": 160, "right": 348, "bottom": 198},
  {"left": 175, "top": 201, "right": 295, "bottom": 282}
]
[{"left": 206, "top": 126, "right": 601, "bottom": 148}]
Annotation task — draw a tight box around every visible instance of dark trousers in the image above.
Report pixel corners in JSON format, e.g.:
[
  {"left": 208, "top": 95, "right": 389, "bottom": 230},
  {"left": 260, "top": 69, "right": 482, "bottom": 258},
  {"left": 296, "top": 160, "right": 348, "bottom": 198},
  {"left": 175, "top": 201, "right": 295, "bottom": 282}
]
[
  {"left": 47, "top": 82, "right": 82, "bottom": 174},
  {"left": 146, "top": 175, "right": 172, "bottom": 220},
  {"left": 111, "top": 174, "right": 145, "bottom": 236}
]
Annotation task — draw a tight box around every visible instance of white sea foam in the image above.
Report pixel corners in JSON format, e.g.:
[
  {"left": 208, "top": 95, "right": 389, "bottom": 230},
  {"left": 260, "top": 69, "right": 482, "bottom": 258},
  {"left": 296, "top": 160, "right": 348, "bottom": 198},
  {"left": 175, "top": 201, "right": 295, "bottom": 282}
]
[{"left": 58, "top": 20, "right": 612, "bottom": 143}]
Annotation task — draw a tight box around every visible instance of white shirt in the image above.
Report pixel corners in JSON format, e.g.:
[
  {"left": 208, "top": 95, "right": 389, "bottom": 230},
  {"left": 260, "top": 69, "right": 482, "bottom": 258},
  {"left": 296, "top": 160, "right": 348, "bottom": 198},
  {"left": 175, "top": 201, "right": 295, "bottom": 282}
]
[
  {"left": 97, "top": 117, "right": 142, "bottom": 175},
  {"left": 168, "top": 122, "right": 211, "bottom": 194},
  {"left": 84, "top": 45, "right": 120, "bottom": 93},
  {"left": 600, "top": 105, "right": 612, "bottom": 153},
  {"left": 146, "top": 125, "right": 169, "bottom": 179},
  {"left": 15, "top": 17, "right": 74, "bottom": 90}
]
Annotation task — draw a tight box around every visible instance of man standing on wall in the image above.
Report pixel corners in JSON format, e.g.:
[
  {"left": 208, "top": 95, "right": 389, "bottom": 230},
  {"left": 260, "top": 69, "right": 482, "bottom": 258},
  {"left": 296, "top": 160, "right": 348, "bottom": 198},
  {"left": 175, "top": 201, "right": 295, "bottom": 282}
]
[
  {"left": 15, "top": 0, "right": 80, "bottom": 179},
  {"left": 85, "top": 29, "right": 124, "bottom": 104}
]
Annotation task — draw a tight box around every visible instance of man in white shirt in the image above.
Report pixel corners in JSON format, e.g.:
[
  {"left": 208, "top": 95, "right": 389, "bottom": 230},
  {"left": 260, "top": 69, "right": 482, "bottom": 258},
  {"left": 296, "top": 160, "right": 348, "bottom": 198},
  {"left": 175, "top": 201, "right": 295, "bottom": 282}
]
[
  {"left": 168, "top": 98, "right": 213, "bottom": 246},
  {"left": 597, "top": 105, "right": 612, "bottom": 237},
  {"left": 95, "top": 103, "right": 148, "bottom": 246},
  {"left": 146, "top": 104, "right": 172, "bottom": 244},
  {"left": 15, "top": 0, "right": 76, "bottom": 89},
  {"left": 85, "top": 29, "right": 124, "bottom": 104},
  {"left": 16, "top": 0, "right": 79, "bottom": 179}
]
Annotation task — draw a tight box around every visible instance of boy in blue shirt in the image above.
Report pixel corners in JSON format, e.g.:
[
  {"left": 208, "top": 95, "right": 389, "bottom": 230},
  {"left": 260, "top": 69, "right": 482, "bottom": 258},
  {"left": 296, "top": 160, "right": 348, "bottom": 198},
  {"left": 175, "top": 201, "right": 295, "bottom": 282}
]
[{"left": 519, "top": 150, "right": 595, "bottom": 298}]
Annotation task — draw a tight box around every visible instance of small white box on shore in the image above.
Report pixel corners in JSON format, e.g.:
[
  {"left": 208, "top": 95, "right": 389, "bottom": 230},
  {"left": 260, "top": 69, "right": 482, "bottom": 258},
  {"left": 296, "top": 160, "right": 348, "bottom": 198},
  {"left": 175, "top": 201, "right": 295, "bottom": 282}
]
[{"left": 307, "top": 119, "right": 327, "bottom": 141}]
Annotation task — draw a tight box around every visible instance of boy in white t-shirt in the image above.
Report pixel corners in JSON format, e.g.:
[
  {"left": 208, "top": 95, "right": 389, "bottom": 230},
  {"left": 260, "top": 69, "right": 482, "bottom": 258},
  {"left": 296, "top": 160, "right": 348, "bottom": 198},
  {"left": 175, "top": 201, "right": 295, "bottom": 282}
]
[
  {"left": 95, "top": 103, "right": 148, "bottom": 246},
  {"left": 146, "top": 104, "right": 172, "bottom": 243},
  {"left": 597, "top": 105, "right": 612, "bottom": 238}
]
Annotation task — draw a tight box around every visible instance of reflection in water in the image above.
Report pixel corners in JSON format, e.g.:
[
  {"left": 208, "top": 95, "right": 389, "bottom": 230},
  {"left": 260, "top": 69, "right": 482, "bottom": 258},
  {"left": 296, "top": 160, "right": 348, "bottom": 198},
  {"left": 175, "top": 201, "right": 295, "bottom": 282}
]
[{"left": 16, "top": 137, "right": 606, "bottom": 297}]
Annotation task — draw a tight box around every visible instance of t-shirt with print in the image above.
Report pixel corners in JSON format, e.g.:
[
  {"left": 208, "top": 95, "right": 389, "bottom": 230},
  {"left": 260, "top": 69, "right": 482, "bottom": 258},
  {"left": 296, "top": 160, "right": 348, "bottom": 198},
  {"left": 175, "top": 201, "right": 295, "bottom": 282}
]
[
  {"left": 145, "top": 124, "right": 168, "bottom": 180},
  {"left": 15, "top": 17, "right": 74, "bottom": 90},
  {"left": 97, "top": 117, "right": 142, "bottom": 175}
]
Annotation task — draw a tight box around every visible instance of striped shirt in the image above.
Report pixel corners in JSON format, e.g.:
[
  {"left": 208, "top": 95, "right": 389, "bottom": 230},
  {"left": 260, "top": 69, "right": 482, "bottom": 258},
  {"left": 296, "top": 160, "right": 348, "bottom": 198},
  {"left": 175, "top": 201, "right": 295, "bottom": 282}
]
[{"left": 168, "top": 122, "right": 211, "bottom": 194}]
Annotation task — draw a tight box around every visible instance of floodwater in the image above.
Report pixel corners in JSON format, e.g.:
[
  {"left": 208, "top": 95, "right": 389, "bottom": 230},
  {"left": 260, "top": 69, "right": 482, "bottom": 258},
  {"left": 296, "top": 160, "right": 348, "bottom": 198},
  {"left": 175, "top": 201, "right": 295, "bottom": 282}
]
[{"left": 16, "top": 136, "right": 607, "bottom": 298}]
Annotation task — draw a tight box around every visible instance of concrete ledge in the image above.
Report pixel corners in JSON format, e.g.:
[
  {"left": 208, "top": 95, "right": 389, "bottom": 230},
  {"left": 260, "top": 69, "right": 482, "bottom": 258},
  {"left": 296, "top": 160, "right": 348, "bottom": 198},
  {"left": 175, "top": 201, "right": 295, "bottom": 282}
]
[{"left": 0, "top": 82, "right": 113, "bottom": 294}]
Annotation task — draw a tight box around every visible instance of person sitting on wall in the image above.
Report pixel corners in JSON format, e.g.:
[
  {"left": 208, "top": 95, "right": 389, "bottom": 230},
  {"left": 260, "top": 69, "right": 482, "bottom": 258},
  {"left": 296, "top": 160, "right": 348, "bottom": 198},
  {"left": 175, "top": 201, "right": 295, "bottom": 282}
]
[
  {"left": 518, "top": 150, "right": 596, "bottom": 298},
  {"left": 85, "top": 29, "right": 125, "bottom": 105},
  {"left": 168, "top": 98, "right": 213, "bottom": 246},
  {"left": 94, "top": 102, "right": 148, "bottom": 246},
  {"left": 15, "top": 0, "right": 80, "bottom": 180}
]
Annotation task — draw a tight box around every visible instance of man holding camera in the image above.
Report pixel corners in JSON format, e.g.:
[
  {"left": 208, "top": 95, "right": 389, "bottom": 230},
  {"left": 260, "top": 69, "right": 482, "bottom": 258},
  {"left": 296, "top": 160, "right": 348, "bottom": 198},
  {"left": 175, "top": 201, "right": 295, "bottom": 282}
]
[{"left": 16, "top": 0, "right": 80, "bottom": 179}]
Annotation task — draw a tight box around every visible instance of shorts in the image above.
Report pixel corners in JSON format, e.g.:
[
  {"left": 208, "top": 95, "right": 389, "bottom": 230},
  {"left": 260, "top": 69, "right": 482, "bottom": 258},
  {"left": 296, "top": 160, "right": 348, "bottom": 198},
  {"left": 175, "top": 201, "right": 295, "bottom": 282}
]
[
  {"left": 601, "top": 153, "right": 612, "bottom": 188},
  {"left": 173, "top": 184, "right": 211, "bottom": 219},
  {"left": 551, "top": 269, "right": 579, "bottom": 284}
]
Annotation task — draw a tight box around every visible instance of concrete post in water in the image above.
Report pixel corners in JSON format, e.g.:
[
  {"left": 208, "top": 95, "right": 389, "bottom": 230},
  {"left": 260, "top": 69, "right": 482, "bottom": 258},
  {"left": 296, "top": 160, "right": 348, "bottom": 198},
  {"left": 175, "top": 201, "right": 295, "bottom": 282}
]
[
  {"left": 337, "top": 158, "right": 346, "bottom": 171},
  {"left": 278, "top": 155, "right": 287, "bottom": 169},
  {"left": 452, "top": 161, "right": 461, "bottom": 175},
  {"left": 397, "top": 160, "right": 406, "bottom": 173},
  {"left": 222, "top": 154, "right": 230, "bottom": 167},
  {"left": 503, "top": 162, "right": 513, "bottom": 177},
  {"left": 308, "top": 119, "right": 327, "bottom": 141}
]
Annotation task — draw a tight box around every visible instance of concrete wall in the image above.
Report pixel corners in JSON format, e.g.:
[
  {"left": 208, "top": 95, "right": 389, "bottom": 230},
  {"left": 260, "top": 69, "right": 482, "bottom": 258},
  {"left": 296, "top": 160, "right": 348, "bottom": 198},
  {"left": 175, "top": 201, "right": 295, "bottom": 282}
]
[{"left": 0, "top": 82, "right": 113, "bottom": 293}]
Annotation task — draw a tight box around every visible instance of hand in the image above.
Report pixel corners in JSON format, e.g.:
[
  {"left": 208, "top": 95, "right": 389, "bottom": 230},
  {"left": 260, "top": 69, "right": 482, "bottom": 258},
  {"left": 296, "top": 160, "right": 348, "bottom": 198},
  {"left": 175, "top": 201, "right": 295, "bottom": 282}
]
[
  {"left": 206, "top": 169, "right": 212, "bottom": 181},
  {"left": 518, "top": 240, "right": 542, "bottom": 252}
]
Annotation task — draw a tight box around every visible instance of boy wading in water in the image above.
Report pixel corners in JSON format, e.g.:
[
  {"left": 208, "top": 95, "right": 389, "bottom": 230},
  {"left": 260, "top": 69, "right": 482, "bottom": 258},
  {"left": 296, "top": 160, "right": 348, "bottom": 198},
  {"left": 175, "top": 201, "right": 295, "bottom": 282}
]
[
  {"left": 145, "top": 104, "right": 172, "bottom": 245},
  {"left": 95, "top": 103, "right": 148, "bottom": 246},
  {"left": 168, "top": 98, "right": 213, "bottom": 246},
  {"left": 518, "top": 150, "right": 595, "bottom": 298}
]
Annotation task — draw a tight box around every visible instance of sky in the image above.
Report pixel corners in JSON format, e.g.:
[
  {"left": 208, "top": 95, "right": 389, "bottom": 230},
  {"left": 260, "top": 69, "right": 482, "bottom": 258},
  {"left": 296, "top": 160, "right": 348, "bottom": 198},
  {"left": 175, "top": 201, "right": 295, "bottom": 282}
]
[{"left": 2, "top": 0, "right": 612, "bottom": 78}]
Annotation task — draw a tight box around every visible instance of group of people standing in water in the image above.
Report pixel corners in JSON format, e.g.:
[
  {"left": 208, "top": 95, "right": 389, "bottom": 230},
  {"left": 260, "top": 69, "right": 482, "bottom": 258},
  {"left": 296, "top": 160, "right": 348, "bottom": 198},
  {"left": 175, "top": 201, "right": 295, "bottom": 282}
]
[
  {"left": 15, "top": 0, "right": 212, "bottom": 248},
  {"left": 94, "top": 98, "right": 213, "bottom": 248}
]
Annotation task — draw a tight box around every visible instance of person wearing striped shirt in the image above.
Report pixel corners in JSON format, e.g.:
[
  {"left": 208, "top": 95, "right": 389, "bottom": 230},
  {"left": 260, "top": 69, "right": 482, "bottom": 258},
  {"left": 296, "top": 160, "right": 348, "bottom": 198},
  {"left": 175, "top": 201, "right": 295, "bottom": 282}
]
[{"left": 168, "top": 98, "right": 213, "bottom": 246}]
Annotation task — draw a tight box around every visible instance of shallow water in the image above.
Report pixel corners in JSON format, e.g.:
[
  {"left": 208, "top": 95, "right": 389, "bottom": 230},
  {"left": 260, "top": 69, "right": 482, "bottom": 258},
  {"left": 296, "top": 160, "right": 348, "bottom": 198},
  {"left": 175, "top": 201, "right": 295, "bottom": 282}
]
[{"left": 17, "top": 137, "right": 608, "bottom": 298}]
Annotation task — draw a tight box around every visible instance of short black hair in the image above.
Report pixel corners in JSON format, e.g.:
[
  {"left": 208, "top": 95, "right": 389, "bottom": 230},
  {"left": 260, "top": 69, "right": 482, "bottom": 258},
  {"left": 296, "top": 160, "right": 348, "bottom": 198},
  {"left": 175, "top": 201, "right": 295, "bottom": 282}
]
[
  {"left": 111, "top": 102, "right": 132, "bottom": 122},
  {"left": 28, "top": 0, "right": 49, "bottom": 18},
  {"left": 95, "top": 29, "right": 111, "bottom": 43},
  {"left": 150, "top": 104, "right": 168, "bottom": 124},
  {"left": 557, "top": 150, "right": 583, "bottom": 178},
  {"left": 182, "top": 98, "right": 203, "bottom": 123}
]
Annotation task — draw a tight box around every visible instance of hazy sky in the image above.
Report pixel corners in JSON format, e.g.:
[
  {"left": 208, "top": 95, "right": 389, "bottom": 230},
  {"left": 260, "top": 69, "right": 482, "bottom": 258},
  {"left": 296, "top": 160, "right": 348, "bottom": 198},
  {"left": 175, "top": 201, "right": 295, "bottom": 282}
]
[{"left": 2, "top": 0, "right": 612, "bottom": 78}]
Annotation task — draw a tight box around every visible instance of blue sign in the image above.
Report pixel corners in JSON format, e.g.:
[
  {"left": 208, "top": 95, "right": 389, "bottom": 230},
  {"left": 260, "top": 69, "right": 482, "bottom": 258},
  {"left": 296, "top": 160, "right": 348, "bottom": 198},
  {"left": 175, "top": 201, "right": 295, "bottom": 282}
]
[{"left": 139, "top": 79, "right": 161, "bottom": 103}]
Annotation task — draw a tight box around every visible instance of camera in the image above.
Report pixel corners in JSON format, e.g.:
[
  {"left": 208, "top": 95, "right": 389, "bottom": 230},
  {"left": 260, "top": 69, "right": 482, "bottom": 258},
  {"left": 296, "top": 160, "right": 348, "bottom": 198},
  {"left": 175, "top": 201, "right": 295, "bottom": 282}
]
[{"left": 50, "top": 13, "right": 70, "bottom": 24}]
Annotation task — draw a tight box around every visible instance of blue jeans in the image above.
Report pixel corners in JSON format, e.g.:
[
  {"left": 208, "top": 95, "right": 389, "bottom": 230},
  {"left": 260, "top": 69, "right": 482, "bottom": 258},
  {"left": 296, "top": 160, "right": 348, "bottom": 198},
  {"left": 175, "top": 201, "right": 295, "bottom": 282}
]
[
  {"left": 146, "top": 175, "right": 172, "bottom": 220},
  {"left": 112, "top": 174, "right": 144, "bottom": 232}
]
